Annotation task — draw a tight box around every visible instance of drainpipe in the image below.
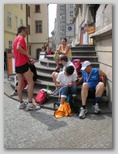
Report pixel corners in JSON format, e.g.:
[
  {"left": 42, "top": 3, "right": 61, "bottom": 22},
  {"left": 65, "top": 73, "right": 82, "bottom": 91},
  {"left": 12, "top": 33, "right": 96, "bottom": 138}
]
[{"left": 26, "top": 4, "right": 28, "bottom": 50}]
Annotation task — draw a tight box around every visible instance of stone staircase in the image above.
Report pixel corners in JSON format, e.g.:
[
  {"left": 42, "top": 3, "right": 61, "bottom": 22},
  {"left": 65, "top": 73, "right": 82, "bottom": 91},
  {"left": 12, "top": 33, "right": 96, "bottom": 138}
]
[{"left": 4, "top": 45, "right": 112, "bottom": 113}]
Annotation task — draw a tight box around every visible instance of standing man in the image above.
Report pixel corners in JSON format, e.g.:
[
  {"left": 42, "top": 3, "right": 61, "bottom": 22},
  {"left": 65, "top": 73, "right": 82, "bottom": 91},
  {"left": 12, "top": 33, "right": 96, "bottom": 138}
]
[
  {"left": 78, "top": 61, "right": 107, "bottom": 119},
  {"left": 13, "top": 26, "right": 34, "bottom": 110}
]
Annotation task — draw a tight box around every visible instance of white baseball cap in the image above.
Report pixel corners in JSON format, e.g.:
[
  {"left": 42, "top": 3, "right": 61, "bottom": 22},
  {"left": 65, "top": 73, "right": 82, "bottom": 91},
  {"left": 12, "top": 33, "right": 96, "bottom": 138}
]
[{"left": 81, "top": 61, "right": 91, "bottom": 70}]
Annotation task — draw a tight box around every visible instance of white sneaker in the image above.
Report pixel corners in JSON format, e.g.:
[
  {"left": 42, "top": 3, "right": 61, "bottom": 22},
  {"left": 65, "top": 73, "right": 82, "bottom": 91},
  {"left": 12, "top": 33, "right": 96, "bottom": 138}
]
[
  {"left": 25, "top": 103, "right": 34, "bottom": 111},
  {"left": 19, "top": 102, "right": 27, "bottom": 109},
  {"left": 33, "top": 103, "right": 41, "bottom": 110},
  {"left": 79, "top": 107, "right": 88, "bottom": 119},
  {"left": 92, "top": 103, "right": 101, "bottom": 113},
  {"left": 10, "top": 90, "right": 17, "bottom": 97},
  {"left": 24, "top": 84, "right": 28, "bottom": 90}
]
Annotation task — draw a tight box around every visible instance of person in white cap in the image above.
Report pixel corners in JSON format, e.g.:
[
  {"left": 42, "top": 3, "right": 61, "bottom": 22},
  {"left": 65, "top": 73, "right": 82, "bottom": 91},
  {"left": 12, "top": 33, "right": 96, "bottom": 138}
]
[{"left": 77, "top": 60, "right": 107, "bottom": 119}]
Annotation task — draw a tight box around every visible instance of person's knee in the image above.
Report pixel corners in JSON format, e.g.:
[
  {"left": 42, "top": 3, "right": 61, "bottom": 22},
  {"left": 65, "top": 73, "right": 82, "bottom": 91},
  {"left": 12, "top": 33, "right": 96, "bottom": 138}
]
[
  {"left": 59, "top": 86, "right": 68, "bottom": 95},
  {"left": 52, "top": 72, "right": 55, "bottom": 77},
  {"left": 97, "top": 82, "right": 104, "bottom": 89},
  {"left": 82, "top": 83, "right": 88, "bottom": 90}
]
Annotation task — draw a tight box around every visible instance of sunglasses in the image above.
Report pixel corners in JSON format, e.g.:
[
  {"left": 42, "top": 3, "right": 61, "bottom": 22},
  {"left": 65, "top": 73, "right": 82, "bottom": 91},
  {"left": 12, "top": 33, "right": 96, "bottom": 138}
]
[{"left": 23, "top": 29, "right": 27, "bottom": 33}]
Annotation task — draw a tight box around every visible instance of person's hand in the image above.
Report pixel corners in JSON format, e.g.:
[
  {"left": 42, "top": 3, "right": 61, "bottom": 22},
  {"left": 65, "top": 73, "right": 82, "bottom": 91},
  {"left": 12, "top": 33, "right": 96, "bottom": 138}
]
[
  {"left": 104, "top": 87, "right": 106, "bottom": 91},
  {"left": 68, "top": 83, "right": 72, "bottom": 87},
  {"left": 30, "top": 59, "right": 35, "bottom": 64},
  {"left": 27, "top": 53, "right": 31, "bottom": 59},
  {"left": 65, "top": 83, "right": 72, "bottom": 87}
]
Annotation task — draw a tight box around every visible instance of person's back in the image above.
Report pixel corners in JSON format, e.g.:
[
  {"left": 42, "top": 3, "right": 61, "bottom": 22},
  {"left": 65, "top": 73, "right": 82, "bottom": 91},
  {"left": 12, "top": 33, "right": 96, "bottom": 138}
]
[{"left": 13, "top": 35, "right": 29, "bottom": 67}]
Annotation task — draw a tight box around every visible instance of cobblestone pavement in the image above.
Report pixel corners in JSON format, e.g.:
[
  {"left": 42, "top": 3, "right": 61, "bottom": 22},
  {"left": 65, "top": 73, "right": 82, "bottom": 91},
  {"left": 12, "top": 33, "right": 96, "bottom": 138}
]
[{"left": 4, "top": 94, "right": 112, "bottom": 149}]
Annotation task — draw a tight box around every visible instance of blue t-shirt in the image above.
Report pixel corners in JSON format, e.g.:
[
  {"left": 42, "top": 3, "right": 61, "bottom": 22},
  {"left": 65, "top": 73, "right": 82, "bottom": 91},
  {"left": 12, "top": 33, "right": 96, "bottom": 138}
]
[{"left": 82, "top": 68, "right": 100, "bottom": 88}]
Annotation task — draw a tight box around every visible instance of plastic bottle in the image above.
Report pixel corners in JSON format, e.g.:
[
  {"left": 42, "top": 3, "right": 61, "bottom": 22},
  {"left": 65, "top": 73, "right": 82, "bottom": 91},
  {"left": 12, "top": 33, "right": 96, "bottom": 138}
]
[
  {"left": 46, "top": 83, "right": 50, "bottom": 90},
  {"left": 55, "top": 51, "right": 58, "bottom": 58},
  {"left": 47, "top": 59, "right": 49, "bottom": 67}
]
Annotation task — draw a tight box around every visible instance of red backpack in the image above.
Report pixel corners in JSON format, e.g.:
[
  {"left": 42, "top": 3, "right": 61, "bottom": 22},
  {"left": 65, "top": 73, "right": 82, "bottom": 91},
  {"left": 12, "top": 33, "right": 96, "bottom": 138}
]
[
  {"left": 72, "top": 59, "right": 81, "bottom": 77},
  {"left": 35, "top": 90, "right": 47, "bottom": 105}
]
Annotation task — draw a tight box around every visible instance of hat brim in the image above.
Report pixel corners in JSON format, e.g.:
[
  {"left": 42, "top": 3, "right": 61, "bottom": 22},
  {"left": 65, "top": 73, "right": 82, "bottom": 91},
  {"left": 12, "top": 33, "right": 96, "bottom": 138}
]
[{"left": 81, "top": 66, "right": 86, "bottom": 70}]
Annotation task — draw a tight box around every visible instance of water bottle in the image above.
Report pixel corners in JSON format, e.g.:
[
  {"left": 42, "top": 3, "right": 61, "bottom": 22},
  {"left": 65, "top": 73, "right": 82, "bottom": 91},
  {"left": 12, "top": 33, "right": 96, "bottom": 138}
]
[
  {"left": 47, "top": 59, "right": 49, "bottom": 67},
  {"left": 46, "top": 83, "right": 50, "bottom": 90},
  {"left": 55, "top": 51, "right": 58, "bottom": 58}
]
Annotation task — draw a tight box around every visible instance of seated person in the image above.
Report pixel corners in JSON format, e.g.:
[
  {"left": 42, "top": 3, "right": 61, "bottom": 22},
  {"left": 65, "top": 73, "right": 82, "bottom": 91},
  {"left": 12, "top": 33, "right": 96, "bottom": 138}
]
[
  {"left": 56, "top": 65, "right": 77, "bottom": 106},
  {"left": 52, "top": 55, "right": 78, "bottom": 92},
  {"left": 77, "top": 61, "right": 107, "bottom": 119},
  {"left": 54, "top": 38, "right": 72, "bottom": 71},
  {"left": 47, "top": 48, "right": 53, "bottom": 55}
]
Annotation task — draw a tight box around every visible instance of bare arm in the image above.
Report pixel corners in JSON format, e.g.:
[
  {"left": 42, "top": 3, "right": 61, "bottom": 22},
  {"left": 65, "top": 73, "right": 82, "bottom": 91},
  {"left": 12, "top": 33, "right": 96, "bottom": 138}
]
[
  {"left": 62, "top": 45, "right": 70, "bottom": 55},
  {"left": 17, "top": 46, "right": 31, "bottom": 59},
  {"left": 99, "top": 69, "right": 107, "bottom": 86},
  {"left": 76, "top": 77, "right": 83, "bottom": 85},
  {"left": 56, "top": 80, "right": 76, "bottom": 88},
  {"left": 56, "top": 45, "right": 61, "bottom": 54}
]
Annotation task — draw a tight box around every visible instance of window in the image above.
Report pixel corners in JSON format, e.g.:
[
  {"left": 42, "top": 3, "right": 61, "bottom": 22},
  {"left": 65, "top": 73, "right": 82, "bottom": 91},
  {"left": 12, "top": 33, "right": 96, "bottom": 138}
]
[
  {"left": 7, "top": 12, "right": 12, "bottom": 27},
  {"left": 60, "top": 14, "right": 65, "bottom": 18},
  {"left": 35, "top": 20, "right": 42, "bottom": 33},
  {"left": 60, "top": 5, "right": 65, "bottom": 10},
  {"left": 70, "top": 11, "right": 73, "bottom": 16},
  {"left": 9, "top": 40, "right": 12, "bottom": 49},
  {"left": 28, "top": 25, "right": 30, "bottom": 35},
  {"left": 60, "top": 30, "right": 65, "bottom": 35},
  {"left": 60, "top": 22, "right": 65, "bottom": 26},
  {"left": 70, "top": 4, "right": 73, "bottom": 8},
  {"left": 20, "top": 19, "right": 23, "bottom": 26},
  {"left": 70, "top": 20, "right": 72, "bottom": 24},
  {"left": 27, "top": 5, "right": 30, "bottom": 17},
  {"left": 15, "top": 16, "right": 18, "bottom": 30},
  {"left": 35, "top": 5, "right": 41, "bottom": 12},
  {"left": 20, "top": 4, "right": 23, "bottom": 10}
]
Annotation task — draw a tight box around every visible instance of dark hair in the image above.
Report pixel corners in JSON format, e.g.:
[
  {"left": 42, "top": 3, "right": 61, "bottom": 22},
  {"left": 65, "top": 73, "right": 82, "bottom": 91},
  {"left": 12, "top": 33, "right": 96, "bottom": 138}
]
[
  {"left": 63, "top": 38, "right": 67, "bottom": 42},
  {"left": 16, "top": 26, "right": 27, "bottom": 35},
  {"left": 59, "top": 55, "right": 68, "bottom": 62},
  {"left": 65, "top": 65, "right": 74, "bottom": 76}
]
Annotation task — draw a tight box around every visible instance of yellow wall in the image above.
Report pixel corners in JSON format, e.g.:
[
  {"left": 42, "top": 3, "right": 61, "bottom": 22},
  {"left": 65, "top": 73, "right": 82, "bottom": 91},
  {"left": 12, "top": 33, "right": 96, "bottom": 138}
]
[{"left": 4, "top": 4, "right": 26, "bottom": 50}]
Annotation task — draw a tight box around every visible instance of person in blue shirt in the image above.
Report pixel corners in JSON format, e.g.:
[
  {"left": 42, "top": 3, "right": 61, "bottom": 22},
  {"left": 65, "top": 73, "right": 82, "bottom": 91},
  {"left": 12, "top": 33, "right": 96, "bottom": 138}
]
[{"left": 77, "top": 61, "right": 107, "bottom": 119}]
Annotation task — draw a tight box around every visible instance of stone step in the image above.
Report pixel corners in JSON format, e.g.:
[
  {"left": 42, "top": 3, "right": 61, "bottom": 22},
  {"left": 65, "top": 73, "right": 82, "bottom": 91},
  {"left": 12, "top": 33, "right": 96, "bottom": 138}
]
[
  {"left": 46, "top": 55, "right": 98, "bottom": 62},
  {"left": 46, "top": 50, "right": 97, "bottom": 58},
  {"left": 39, "top": 58, "right": 99, "bottom": 68},
  {"left": 4, "top": 81, "right": 111, "bottom": 113},
  {"left": 71, "top": 45, "right": 95, "bottom": 51},
  {"left": 72, "top": 51, "right": 97, "bottom": 56}
]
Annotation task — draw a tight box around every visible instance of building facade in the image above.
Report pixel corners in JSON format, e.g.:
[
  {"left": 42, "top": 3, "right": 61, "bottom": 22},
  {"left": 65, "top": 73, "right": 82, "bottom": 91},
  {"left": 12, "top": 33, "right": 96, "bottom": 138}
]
[
  {"left": 27, "top": 4, "right": 48, "bottom": 60},
  {"left": 91, "top": 4, "right": 112, "bottom": 109},
  {"left": 53, "top": 4, "right": 75, "bottom": 48},
  {"left": 4, "top": 4, "right": 26, "bottom": 51},
  {"left": 72, "top": 4, "right": 112, "bottom": 108},
  {"left": 4, "top": 4, "right": 48, "bottom": 61}
]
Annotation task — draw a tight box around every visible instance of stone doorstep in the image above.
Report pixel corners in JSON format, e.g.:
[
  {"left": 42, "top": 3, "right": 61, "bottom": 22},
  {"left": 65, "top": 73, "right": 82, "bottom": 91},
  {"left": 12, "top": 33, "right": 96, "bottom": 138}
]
[{"left": 4, "top": 82, "right": 112, "bottom": 114}]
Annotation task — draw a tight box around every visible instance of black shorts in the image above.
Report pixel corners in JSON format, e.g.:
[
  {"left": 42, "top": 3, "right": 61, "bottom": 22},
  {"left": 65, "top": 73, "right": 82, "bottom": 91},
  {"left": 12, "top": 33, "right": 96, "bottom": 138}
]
[
  {"left": 87, "top": 88, "right": 96, "bottom": 99},
  {"left": 15, "top": 62, "right": 29, "bottom": 74}
]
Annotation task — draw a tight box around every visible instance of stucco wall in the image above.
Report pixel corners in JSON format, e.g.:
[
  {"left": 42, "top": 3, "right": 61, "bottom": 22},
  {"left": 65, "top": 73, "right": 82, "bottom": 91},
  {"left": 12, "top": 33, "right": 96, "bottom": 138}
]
[{"left": 95, "top": 4, "right": 112, "bottom": 109}]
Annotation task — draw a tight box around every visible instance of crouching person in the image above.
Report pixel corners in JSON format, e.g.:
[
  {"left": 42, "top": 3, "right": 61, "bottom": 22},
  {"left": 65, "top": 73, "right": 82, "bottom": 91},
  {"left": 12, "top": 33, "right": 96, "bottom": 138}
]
[
  {"left": 78, "top": 61, "right": 107, "bottom": 119},
  {"left": 56, "top": 65, "right": 77, "bottom": 106}
]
